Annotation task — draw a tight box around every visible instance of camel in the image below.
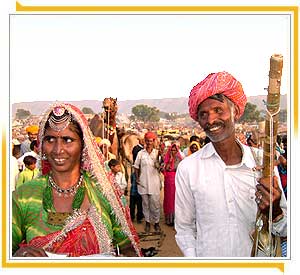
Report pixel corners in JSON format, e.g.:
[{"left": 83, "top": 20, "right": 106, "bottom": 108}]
[
  {"left": 89, "top": 98, "right": 139, "bottom": 181},
  {"left": 89, "top": 97, "right": 119, "bottom": 157}
]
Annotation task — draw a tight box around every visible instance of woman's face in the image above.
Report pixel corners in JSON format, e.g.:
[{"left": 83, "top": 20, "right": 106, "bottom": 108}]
[
  {"left": 42, "top": 123, "right": 83, "bottom": 174},
  {"left": 190, "top": 144, "right": 199, "bottom": 154},
  {"left": 171, "top": 146, "right": 178, "bottom": 155}
]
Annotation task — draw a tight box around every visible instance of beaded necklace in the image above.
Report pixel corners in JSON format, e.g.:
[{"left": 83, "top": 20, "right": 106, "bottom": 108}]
[{"left": 43, "top": 174, "right": 85, "bottom": 226}]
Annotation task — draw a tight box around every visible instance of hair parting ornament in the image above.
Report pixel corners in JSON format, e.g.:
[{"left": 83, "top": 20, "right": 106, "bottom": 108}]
[{"left": 48, "top": 106, "right": 72, "bottom": 131}]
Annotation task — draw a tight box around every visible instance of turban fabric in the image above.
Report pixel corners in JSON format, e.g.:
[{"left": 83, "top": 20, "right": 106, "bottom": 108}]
[
  {"left": 25, "top": 125, "right": 39, "bottom": 134},
  {"left": 188, "top": 71, "right": 247, "bottom": 121},
  {"left": 144, "top": 131, "right": 157, "bottom": 140}
]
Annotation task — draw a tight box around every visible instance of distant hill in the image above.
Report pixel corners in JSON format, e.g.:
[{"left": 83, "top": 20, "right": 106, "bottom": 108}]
[{"left": 12, "top": 95, "right": 287, "bottom": 117}]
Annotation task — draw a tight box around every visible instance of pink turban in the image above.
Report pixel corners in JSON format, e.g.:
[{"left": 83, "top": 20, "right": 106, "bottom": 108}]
[
  {"left": 188, "top": 71, "right": 247, "bottom": 121},
  {"left": 144, "top": 131, "right": 157, "bottom": 140}
]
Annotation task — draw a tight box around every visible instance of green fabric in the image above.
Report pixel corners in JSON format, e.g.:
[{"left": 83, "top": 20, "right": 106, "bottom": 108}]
[
  {"left": 15, "top": 167, "right": 39, "bottom": 189},
  {"left": 12, "top": 170, "right": 130, "bottom": 254}
]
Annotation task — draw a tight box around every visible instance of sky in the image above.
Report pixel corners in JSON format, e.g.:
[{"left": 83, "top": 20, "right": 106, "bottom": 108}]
[{"left": 10, "top": 13, "right": 291, "bottom": 103}]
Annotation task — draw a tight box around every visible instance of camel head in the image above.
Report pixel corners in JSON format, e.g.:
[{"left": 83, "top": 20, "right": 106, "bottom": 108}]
[{"left": 102, "top": 97, "right": 118, "bottom": 117}]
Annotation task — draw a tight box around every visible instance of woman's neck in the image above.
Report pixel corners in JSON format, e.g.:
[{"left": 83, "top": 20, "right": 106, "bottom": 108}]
[{"left": 51, "top": 170, "right": 81, "bottom": 189}]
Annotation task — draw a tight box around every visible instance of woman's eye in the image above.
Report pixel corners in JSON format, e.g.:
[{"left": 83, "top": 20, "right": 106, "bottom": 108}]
[
  {"left": 63, "top": 137, "right": 73, "bottom": 143},
  {"left": 44, "top": 136, "right": 55, "bottom": 143}
]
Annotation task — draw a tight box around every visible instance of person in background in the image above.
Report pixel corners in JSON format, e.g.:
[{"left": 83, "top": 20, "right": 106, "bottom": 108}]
[
  {"left": 99, "top": 138, "right": 116, "bottom": 171},
  {"left": 175, "top": 71, "right": 287, "bottom": 257},
  {"left": 16, "top": 155, "right": 39, "bottom": 189},
  {"left": 129, "top": 135, "right": 144, "bottom": 224},
  {"left": 12, "top": 103, "right": 142, "bottom": 257},
  {"left": 108, "top": 159, "right": 127, "bottom": 195},
  {"left": 187, "top": 141, "right": 201, "bottom": 156},
  {"left": 18, "top": 140, "right": 41, "bottom": 172},
  {"left": 182, "top": 135, "right": 201, "bottom": 157},
  {"left": 20, "top": 125, "right": 39, "bottom": 155},
  {"left": 11, "top": 141, "right": 21, "bottom": 192},
  {"left": 162, "top": 143, "right": 182, "bottom": 226},
  {"left": 133, "top": 131, "right": 162, "bottom": 233}
]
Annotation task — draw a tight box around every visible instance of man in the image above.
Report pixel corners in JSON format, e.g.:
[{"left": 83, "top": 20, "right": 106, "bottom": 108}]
[
  {"left": 129, "top": 135, "right": 145, "bottom": 223},
  {"left": 20, "top": 125, "right": 39, "bottom": 155},
  {"left": 175, "top": 71, "right": 287, "bottom": 257},
  {"left": 133, "top": 132, "right": 162, "bottom": 232}
]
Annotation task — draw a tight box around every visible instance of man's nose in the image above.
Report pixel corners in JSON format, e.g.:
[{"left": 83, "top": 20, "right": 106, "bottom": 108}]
[{"left": 206, "top": 111, "right": 218, "bottom": 125}]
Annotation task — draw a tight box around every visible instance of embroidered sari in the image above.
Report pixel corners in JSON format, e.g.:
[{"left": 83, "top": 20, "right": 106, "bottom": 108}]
[{"left": 12, "top": 170, "right": 139, "bottom": 256}]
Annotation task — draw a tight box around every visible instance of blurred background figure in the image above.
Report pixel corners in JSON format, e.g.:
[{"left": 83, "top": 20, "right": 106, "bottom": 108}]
[
  {"left": 130, "top": 135, "right": 144, "bottom": 224},
  {"left": 162, "top": 143, "right": 182, "bottom": 226},
  {"left": 20, "top": 125, "right": 39, "bottom": 155},
  {"left": 187, "top": 141, "right": 201, "bottom": 156},
  {"left": 133, "top": 131, "right": 161, "bottom": 233},
  {"left": 108, "top": 159, "right": 127, "bottom": 195}
]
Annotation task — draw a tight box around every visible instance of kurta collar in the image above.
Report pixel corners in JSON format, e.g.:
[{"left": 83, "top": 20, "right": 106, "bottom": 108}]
[{"left": 200, "top": 139, "right": 256, "bottom": 169}]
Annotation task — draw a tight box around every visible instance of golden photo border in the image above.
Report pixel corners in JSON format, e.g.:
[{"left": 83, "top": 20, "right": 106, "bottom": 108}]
[{"left": 2, "top": 2, "right": 298, "bottom": 271}]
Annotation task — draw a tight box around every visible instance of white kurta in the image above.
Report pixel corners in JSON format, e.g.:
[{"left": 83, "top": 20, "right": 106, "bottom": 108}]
[
  {"left": 114, "top": 171, "right": 127, "bottom": 192},
  {"left": 133, "top": 149, "right": 161, "bottom": 195},
  {"left": 175, "top": 141, "right": 287, "bottom": 257}
]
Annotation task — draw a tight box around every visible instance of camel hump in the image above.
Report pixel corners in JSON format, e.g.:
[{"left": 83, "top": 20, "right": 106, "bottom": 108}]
[{"left": 89, "top": 114, "right": 103, "bottom": 137}]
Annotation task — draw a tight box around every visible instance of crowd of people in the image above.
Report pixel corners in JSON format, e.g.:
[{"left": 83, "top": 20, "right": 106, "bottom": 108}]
[{"left": 10, "top": 71, "right": 288, "bottom": 258}]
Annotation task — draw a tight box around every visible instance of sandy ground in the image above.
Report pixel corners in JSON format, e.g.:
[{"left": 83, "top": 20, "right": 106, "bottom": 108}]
[{"left": 126, "top": 188, "right": 184, "bottom": 257}]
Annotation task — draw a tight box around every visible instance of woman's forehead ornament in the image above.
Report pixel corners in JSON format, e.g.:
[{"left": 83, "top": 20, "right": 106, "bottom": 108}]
[{"left": 48, "top": 106, "right": 72, "bottom": 132}]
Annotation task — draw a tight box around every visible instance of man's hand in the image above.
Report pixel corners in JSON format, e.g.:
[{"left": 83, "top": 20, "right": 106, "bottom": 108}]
[{"left": 255, "top": 176, "right": 283, "bottom": 220}]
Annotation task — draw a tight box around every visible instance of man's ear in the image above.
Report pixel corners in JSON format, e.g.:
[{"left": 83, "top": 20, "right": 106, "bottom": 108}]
[{"left": 233, "top": 105, "right": 240, "bottom": 121}]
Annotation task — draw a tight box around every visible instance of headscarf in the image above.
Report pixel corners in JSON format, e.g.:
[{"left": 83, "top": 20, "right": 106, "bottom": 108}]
[
  {"left": 164, "top": 143, "right": 183, "bottom": 171},
  {"left": 188, "top": 71, "right": 247, "bottom": 121},
  {"left": 144, "top": 131, "right": 157, "bottom": 140},
  {"left": 188, "top": 141, "right": 201, "bottom": 156},
  {"left": 25, "top": 125, "right": 39, "bottom": 134},
  {"left": 37, "top": 102, "right": 141, "bottom": 256}
]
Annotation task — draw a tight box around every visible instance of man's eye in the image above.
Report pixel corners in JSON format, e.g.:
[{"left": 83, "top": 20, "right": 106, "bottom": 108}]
[
  {"left": 198, "top": 112, "right": 207, "bottom": 119},
  {"left": 215, "top": 107, "right": 223, "bottom": 113}
]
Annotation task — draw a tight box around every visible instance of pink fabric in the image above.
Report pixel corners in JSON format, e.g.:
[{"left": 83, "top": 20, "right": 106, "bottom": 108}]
[
  {"left": 188, "top": 71, "right": 247, "bottom": 121},
  {"left": 163, "top": 171, "right": 176, "bottom": 215},
  {"left": 163, "top": 144, "right": 182, "bottom": 171}
]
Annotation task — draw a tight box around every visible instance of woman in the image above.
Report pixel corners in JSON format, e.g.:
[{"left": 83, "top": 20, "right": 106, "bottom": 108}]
[
  {"left": 12, "top": 103, "right": 142, "bottom": 257},
  {"left": 162, "top": 143, "right": 182, "bottom": 226},
  {"left": 187, "top": 140, "right": 201, "bottom": 156}
]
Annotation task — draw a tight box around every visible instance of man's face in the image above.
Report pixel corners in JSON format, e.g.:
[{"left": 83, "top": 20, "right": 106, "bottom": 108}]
[
  {"left": 145, "top": 138, "right": 154, "bottom": 148},
  {"left": 28, "top": 132, "right": 38, "bottom": 141},
  {"left": 197, "top": 98, "right": 238, "bottom": 143}
]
